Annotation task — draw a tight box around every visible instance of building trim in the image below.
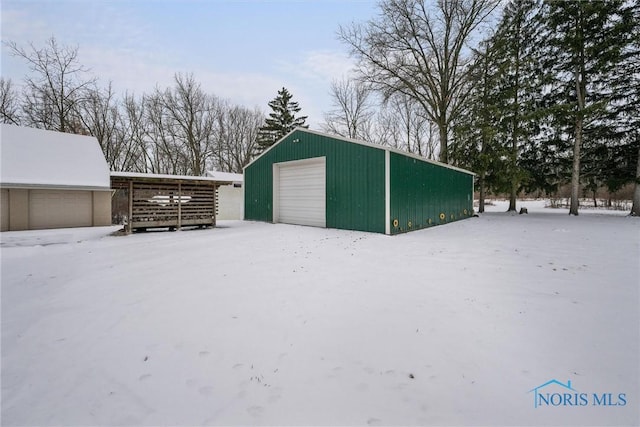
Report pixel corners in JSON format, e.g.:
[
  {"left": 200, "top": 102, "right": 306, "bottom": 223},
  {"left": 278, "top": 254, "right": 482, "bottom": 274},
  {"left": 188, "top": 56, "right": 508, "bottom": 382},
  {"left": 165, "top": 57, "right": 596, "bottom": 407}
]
[
  {"left": 385, "top": 149, "right": 391, "bottom": 235},
  {"left": 0, "top": 183, "right": 112, "bottom": 191},
  {"left": 110, "top": 171, "right": 234, "bottom": 185}
]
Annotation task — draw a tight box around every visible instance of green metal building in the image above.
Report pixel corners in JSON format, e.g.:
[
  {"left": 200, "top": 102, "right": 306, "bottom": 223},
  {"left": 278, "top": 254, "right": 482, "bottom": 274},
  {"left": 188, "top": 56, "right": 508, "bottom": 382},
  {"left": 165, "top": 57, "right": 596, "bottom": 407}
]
[{"left": 244, "top": 128, "right": 474, "bottom": 235}]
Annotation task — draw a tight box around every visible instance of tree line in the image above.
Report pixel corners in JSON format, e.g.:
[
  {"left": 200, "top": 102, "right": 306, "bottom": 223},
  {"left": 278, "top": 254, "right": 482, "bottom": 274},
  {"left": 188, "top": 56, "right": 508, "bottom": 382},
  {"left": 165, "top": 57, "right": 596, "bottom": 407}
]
[
  {"left": 2, "top": 0, "right": 639, "bottom": 215},
  {"left": 1, "top": 38, "right": 265, "bottom": 175},
  {"left": 328, "top": 0, "right": 639, "bottom": 215}
]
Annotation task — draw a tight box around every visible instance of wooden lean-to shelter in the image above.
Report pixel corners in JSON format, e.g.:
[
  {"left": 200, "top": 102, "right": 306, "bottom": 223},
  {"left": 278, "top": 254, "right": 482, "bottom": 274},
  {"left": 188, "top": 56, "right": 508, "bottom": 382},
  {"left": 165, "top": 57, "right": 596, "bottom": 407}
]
[{"left": 110, "top": 172, "right": 234, "bottom": 234}]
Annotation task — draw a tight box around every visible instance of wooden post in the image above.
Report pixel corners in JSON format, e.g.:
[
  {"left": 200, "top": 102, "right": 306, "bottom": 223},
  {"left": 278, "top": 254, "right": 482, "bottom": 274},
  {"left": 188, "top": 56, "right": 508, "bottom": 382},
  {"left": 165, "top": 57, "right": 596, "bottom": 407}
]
[
  {"left": 127, "top": 180, "right": 133, "bottom": 235},
  {"left": 177, "top": 182, "right": 182, "bottom": 230},
  {"left": 212, "top": 184, "right": 217, "bottom": 227}
]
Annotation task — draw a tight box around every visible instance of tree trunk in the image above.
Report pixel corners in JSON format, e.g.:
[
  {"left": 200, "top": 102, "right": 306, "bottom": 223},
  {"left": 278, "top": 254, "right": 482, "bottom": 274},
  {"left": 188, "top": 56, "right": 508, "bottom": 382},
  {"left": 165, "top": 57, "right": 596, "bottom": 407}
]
[
  {"left": 570, "top": 115, "right": 582, "bottom": 215},
  {"left": 508, "top": 183, "right": 517, "bottom": 211},
  {"left": 570, "top": 22, "right": 585, "bottom": 217},
  {"left": 479, "top": 172, "right": 486, "bottom": 213},
  {"left": 508, "top": 17, "right": 521, "bottom": 213},
  {"left": 438, "top": 120, "right": 448, "bottom": 164},
  {"left": 631, "top": 142, "right": 640, "bottom": 216}
]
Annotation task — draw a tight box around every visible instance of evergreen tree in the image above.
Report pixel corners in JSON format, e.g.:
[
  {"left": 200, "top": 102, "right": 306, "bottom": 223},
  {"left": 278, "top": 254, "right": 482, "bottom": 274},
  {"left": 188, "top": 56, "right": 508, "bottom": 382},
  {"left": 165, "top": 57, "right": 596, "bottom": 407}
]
[
  {"left": 491, "top": 0, "right": 543, "bottom": 211},
  {"left": 453, "top": 0, "right": 545, "bottom": 210},
  {"left": 542, "top": 0, "right": 633, "bottom": 215},
  {"left": 256, "top": 87, "right": 308, "bottom": 152},
  {"left": 606, "top": 1, "right": 639, "bottom": 214},
  {"left": 451, "top": 39, "right": 505, "bottom": 213},
  {"left": 628, "top": 10, "right": 640, "bottom": 215}
]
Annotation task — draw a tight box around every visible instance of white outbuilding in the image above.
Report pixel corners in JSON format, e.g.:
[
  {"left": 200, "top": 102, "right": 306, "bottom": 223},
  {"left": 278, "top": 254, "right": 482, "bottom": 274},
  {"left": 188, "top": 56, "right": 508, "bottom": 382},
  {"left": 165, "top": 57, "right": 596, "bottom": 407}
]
[
  {"left": 206, "top": 170, "right": 243, "bottom": 220},
  {"left": 1, "top": 124, "right": 112, "bottom": 231}
]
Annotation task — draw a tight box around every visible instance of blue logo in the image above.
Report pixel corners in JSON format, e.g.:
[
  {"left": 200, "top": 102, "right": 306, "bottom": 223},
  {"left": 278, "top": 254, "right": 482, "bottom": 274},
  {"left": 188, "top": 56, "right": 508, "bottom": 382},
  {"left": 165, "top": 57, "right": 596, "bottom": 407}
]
[{"left": 528, "top": 379, "right": 626, "bottom": 408}]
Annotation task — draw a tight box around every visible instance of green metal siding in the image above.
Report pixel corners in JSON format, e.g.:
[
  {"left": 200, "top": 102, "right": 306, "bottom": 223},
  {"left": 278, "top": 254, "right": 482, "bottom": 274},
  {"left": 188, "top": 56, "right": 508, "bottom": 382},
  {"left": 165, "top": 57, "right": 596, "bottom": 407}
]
[
  {"left": 244, "top": 160, "right": 273, "bottom": 222},
  {"left": 244, "top": 130, "right": 386, "bottom": 233},
  {"left": 389, "top": 152, "right": 473, "bottom": 234}
]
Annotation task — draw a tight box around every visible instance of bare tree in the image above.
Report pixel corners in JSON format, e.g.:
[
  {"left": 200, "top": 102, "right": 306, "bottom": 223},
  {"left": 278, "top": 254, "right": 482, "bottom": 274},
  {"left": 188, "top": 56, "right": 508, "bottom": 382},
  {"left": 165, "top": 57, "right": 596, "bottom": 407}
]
[
  {"left": 161, "top": 73, "right": 216, "bottom": 175},
  {"left": 5, "top": 37, "right": 96, "bottom": 133},
  {"left": 423, "top": 120, "right": 439, "bottom": 160},
  {"left": 0, "top": 78, "right": 22, "bottom": 125},
  {"left": 339, "top": 0, "right": 499, "bottom": 164},
  {"left": 141, "top": 74, "right": 217, "bottom": 175},
  {"left": 385, "top": 93, "right": 432, "bottom": 156},
  {"left": 373, "top": 106, "right": 401, "bottom": 149},
  {"left": 214, "top": 101, "right": 263, "bottom": 173},
  {"left": 78, "top": 83, "right": 120, "bottom": 167},
  {"left": 77, "top": 84, "right": 147, "bottom": 172},
  {"left": 119, "top": 93, "right": 151, "bottom": 173},
  {"left": 356, "top": 106, "right": 392, "bottom": 148},
  {"left": 322, "top": 77, "right": 374, "bottom": 140},
  {"left": 346, "top": 92, "right": 436, "bottom": 159},
  {"left": 144, "top": 89, "right": 183, "bottom": 174}
]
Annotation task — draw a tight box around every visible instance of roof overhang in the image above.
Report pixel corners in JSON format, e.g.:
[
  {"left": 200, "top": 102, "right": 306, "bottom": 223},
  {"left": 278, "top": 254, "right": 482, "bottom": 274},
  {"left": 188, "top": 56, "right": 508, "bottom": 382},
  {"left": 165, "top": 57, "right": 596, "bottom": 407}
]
[
  {"left": 110, "top": 171, "right": 235, "bottom": 185},
  {"left": 0, "top": 183, "right": 111, "bottom": 191}
]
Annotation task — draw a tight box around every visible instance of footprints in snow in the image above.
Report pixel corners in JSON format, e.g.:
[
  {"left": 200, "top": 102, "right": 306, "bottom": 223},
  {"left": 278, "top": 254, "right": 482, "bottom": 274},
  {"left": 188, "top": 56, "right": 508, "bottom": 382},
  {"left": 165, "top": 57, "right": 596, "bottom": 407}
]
[
  {"left": 185, "top": 378, "right": 215, "bottom": 396},
  {"left": 247, "top": 405, "right": 265, "bottom": 417},
  {"left": 136, "top": 356, "right": 427, "bottom": 425}
]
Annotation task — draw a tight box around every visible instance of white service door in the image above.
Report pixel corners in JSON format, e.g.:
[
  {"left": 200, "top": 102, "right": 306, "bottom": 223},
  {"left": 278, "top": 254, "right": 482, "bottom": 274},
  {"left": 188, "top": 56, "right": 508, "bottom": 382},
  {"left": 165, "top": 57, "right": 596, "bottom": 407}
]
[
  {"left": 277, "top": 159, "right": 326, "bottom": 227},
  {"left": 29, "top": 190, "right": 92, "bottom": 229}
]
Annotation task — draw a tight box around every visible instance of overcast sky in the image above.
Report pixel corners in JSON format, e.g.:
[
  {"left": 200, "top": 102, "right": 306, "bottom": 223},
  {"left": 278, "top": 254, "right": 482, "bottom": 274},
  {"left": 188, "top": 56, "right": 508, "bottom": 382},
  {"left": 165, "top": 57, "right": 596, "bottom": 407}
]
[{"left": 1, "top": 0, "right": 379, "bottom": 128}]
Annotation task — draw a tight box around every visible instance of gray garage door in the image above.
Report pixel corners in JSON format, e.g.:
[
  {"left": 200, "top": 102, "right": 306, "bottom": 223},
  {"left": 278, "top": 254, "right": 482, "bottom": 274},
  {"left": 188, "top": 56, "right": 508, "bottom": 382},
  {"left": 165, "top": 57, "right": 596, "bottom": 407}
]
[
  {"left": 276, "top": 158, "right": 326, "bottom": 228},
  {"left": 29, "top": 190, "right": 92, "bottom": 229}
]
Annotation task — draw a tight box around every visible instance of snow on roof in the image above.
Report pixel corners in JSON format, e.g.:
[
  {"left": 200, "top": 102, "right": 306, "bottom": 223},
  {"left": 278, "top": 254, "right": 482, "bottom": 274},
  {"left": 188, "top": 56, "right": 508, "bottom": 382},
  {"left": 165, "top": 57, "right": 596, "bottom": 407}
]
[
  {"left": 110, "top": 171, "right": 235, "bottom": 184},
  {"left": 205, "top": 170, "right": 243, "bottom": 183},
  {"left": 1, "top": 124, "right": 110, "bottom": 189}
]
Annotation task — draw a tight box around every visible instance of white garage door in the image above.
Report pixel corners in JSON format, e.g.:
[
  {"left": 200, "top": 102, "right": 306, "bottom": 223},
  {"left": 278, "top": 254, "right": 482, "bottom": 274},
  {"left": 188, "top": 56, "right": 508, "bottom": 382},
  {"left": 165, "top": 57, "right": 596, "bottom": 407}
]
[
  {"left": 29, "top": 190, "right": 92, "bottom": 229},
  {"left": 276, "top": 158, "right": 326, "bottom": 227}
]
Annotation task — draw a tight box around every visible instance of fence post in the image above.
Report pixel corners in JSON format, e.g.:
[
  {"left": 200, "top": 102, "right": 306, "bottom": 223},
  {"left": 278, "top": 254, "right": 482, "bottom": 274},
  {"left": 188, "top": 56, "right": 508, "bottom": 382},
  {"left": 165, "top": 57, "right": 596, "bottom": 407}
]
[
  {"left": 127, "top": 180, "right": 133, "bottom": 235},
  {"left": 177, "top": 182, "right": 182, "bottom": 230}
]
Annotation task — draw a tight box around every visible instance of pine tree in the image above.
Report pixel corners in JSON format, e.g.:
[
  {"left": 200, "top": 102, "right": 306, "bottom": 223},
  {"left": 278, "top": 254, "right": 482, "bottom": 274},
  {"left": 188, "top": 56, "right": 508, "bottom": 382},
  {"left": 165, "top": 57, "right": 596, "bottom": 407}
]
[
  {"left": 491, "top": 0, "right": 543, "bottom": 211},
  {"left": 605, "top": 1, "right": 639, "bottom": 214},
  {"left": 256, "top": 87, "right": 308, "bottom": 152},
  {"left": 543, "top": 0, "right": 632, "bottom": 215},
  {"left": 451, "top": 39, "right": 504, "bottom": 213},
  {"left": 628, "top": 15, "right": 640, "bottom": 215}
]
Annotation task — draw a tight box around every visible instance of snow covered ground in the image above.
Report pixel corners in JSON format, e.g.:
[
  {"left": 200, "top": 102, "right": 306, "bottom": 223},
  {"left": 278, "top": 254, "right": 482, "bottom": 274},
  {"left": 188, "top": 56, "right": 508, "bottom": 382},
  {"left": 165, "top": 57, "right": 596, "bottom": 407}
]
[{"left": 1, "top": 200, "right": 638, "bottom": 426}]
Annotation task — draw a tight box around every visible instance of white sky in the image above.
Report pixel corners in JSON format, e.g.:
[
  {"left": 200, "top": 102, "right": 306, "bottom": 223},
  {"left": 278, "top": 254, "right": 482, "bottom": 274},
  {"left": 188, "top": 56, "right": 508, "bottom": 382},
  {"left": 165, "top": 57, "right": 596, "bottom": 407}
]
[{"left": 1, "top": 0, "right": 379, "bottom": 128}]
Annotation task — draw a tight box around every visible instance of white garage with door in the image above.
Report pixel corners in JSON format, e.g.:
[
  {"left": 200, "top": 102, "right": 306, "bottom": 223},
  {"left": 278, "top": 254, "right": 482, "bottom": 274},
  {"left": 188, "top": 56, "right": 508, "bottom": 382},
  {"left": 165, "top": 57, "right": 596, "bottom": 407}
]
[
  {"left": 1, "top": 124, "right": 112, "bottom": 231},
  {"left": 273, "top": 157, "right": 326, "bottom": 227}
]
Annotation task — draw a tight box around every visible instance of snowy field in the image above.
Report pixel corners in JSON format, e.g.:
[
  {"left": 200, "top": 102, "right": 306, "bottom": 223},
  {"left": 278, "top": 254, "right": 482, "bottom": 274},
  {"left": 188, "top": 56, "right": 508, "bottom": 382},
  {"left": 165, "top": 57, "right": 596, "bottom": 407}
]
[{"left": 1, "top": 200, "right": 638, "bottom": 426}]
